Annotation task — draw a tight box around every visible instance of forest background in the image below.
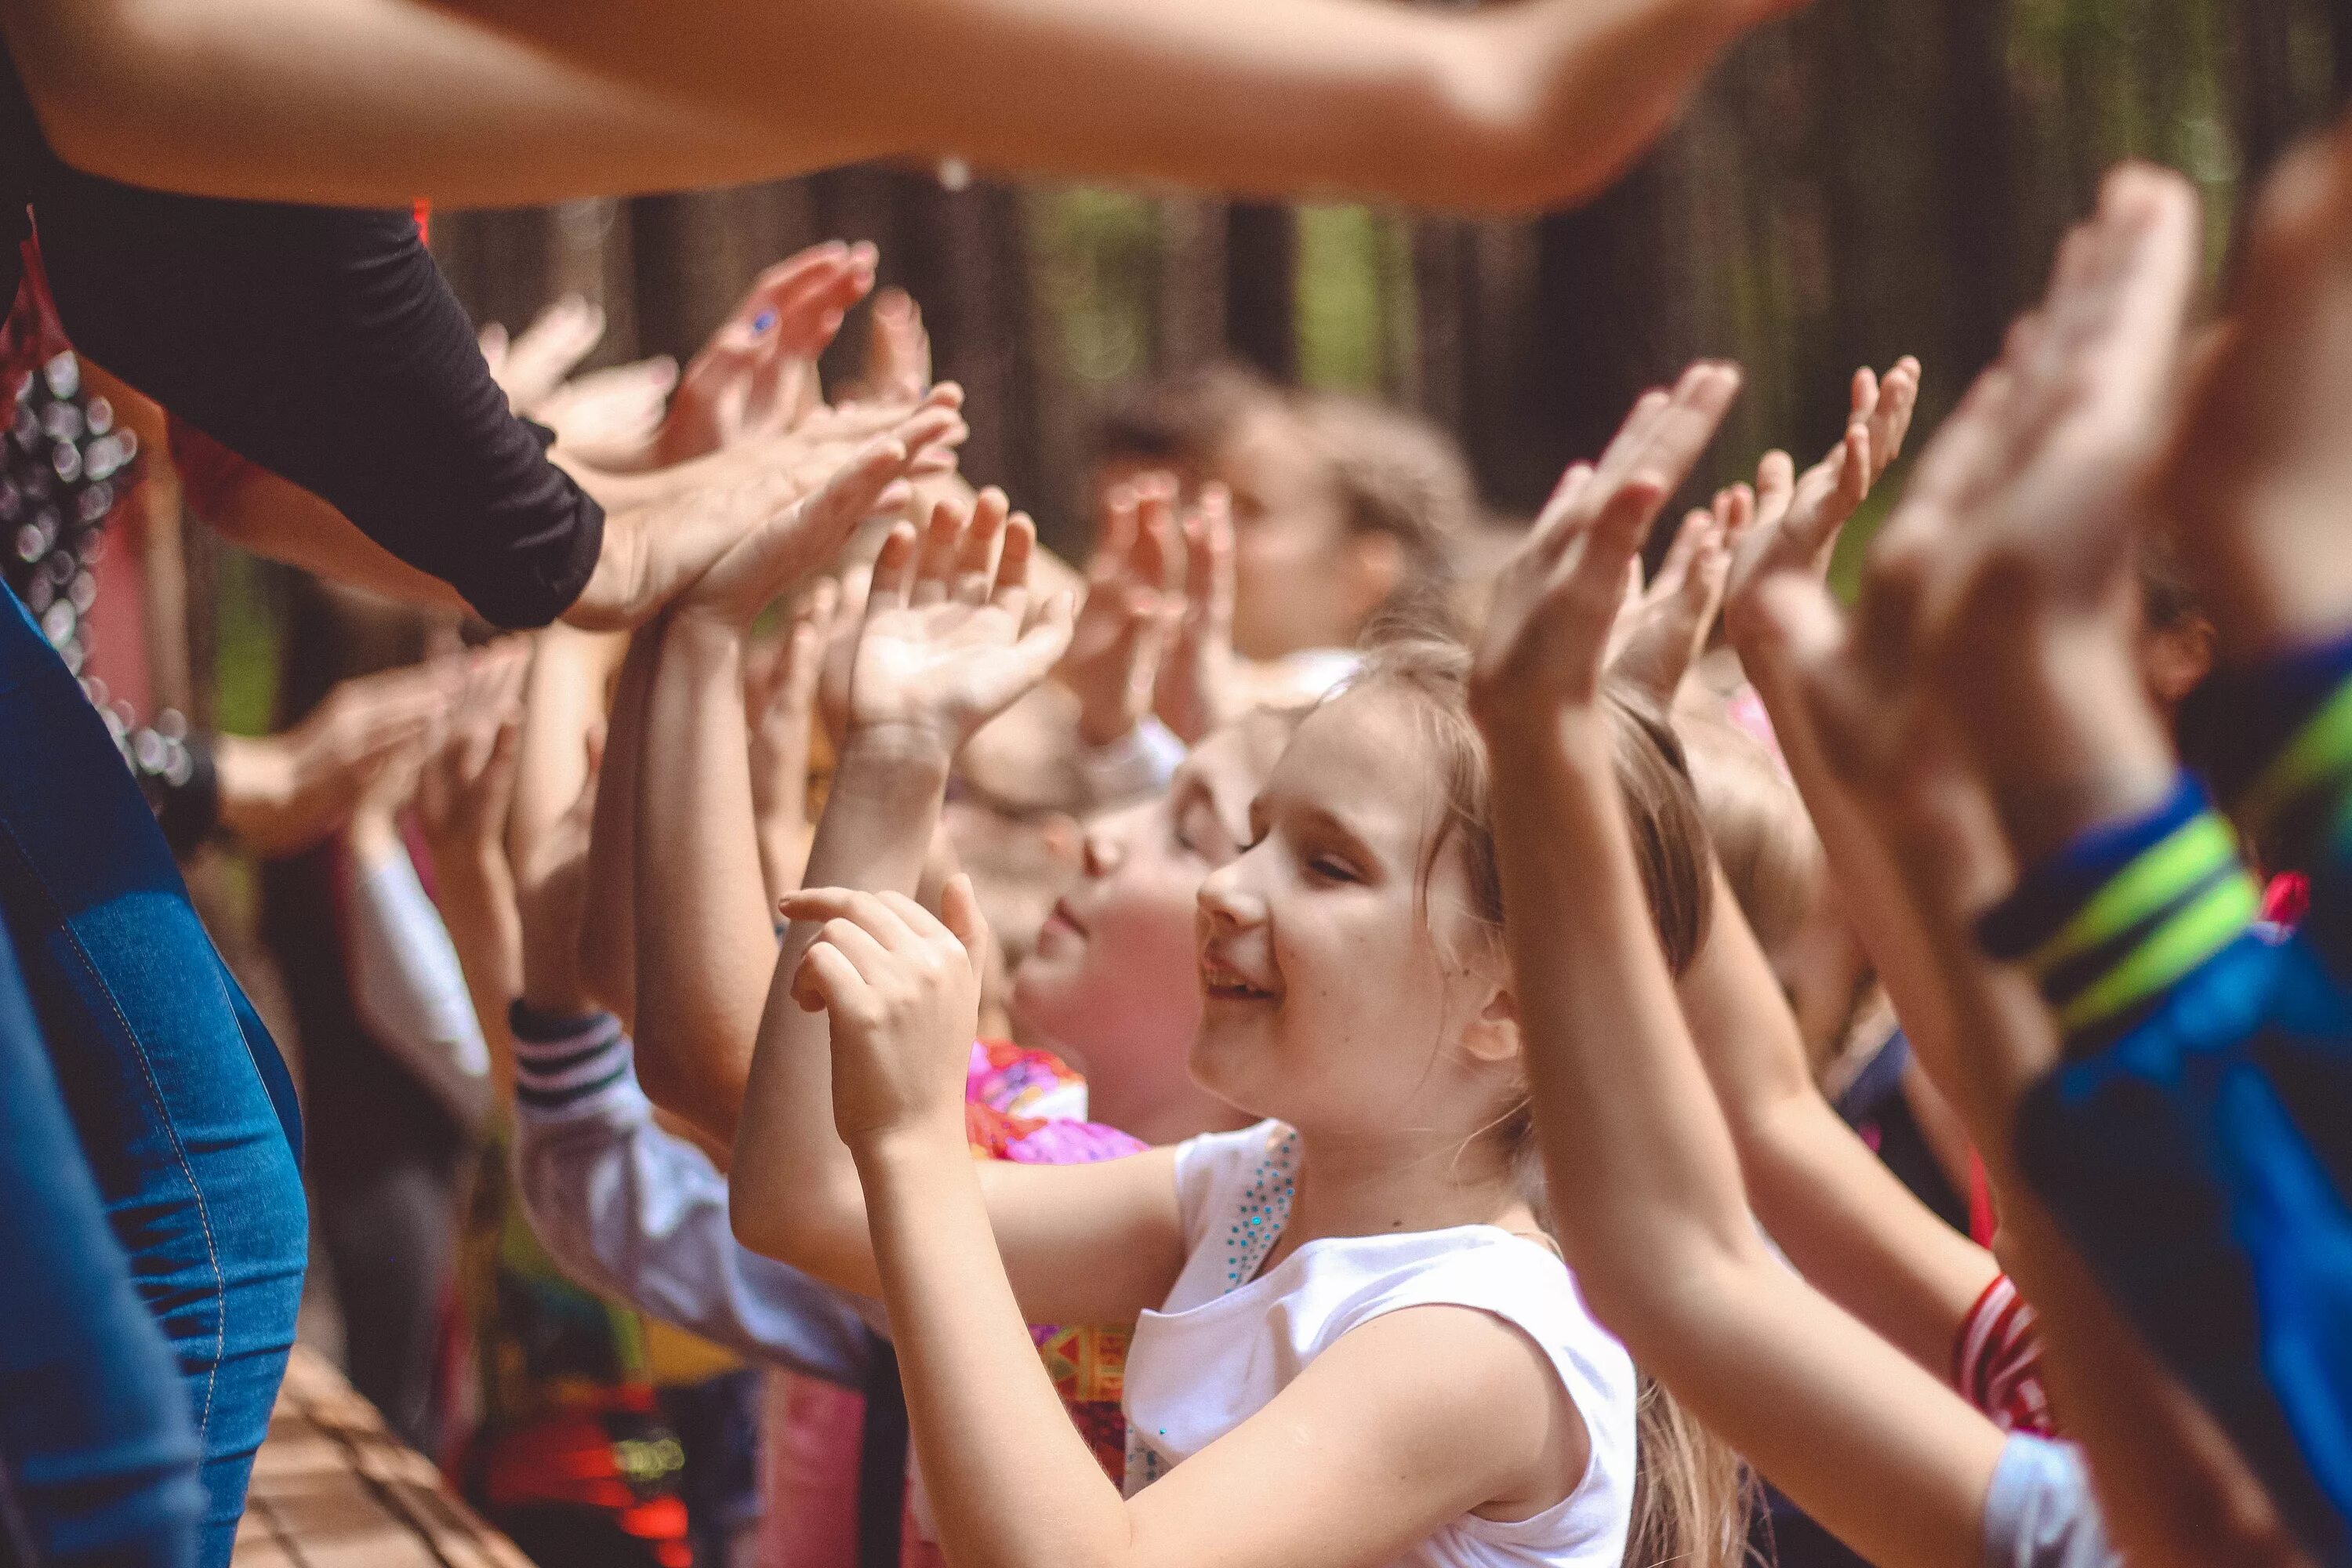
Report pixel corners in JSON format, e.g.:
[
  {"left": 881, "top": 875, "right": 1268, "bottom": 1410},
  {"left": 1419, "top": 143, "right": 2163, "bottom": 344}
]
[{"left": 202, "top": 0, "right": 2352, "bottom": 731}]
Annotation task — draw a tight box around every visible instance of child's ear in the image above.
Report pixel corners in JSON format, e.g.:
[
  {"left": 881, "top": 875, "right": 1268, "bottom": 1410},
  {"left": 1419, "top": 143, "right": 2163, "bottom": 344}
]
[
  {"left": 1460, "top": 985, "right": 1521, "bottom": 1065},
  {"left": 1343, "top": 532, "right": 1406, "bottom": 625}
]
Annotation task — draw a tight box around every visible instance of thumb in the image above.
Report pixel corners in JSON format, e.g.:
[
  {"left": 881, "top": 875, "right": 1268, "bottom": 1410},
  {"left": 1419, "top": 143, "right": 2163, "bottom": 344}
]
[{"left": 939, "top": 873, "right": 993, "bottom": 977}]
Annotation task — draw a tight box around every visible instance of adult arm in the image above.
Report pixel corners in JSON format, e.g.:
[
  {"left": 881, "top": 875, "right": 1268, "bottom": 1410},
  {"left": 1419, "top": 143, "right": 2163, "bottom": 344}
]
[{"left": 7, "top": 0, "right": 1786, "bottom": 214}]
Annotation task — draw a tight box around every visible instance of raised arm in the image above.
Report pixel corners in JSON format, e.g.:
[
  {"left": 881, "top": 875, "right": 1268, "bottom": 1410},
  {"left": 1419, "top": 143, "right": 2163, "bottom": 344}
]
[
  {"left": 509, "top": 622, "right": 623, "bottom": 1019},
  {"left": 787, "top": 880, "right": 1590, "bottom": 1568},
  {"left": 412, "top": 641, "right": 530, "bottom": 1104},
  {"left": 1749, "top": 168, "right": 2313, "bottom": 1568},
  {"left": 626, "top": 431, "right": 949, "bottom": 1142},
  {"left": 1675, "top": 859, "right": 2001, "bottom": 1377},
  {"left": 8, "top": 0, "right": 1791, "bottom": 214},
  {"left": 1468, "top": 365, "right": 2008, "bottom": 1568}
]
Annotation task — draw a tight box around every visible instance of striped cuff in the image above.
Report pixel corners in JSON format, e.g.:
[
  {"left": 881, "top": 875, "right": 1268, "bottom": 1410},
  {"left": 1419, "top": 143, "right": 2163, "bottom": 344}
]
[
  {"left": 1982, "top": 778, "right": 2261, "bottom": 1048},
  {"left": 2178, "top": 626, "right": 2352, "bottom": 812},
  {"left": 1953, "top": 1274, "right": 2053, "bottom": 1436},
  {"left": 508, "top": 1004, "right": 634, "bottom": 1115},
  {"left": 2232, "top": 668, "right": 2352, "bottom": 873}
]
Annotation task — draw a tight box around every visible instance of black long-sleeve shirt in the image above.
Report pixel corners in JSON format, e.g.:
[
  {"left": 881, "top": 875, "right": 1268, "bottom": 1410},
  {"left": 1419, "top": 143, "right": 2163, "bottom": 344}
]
[{"left": 0, "top": 45, "right": 602, "bottom": 628}]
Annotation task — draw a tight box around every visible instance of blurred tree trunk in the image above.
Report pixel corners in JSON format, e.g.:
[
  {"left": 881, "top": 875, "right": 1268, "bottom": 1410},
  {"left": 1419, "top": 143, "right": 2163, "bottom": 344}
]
[
  {"left": 895, "top": 173, "right": 1044, "bottom": 517},
  {"left": 1937, "top": 0, "right": 2018, "bottom": 382},
  {"left": 2336, "top": 0, "right": 2352, "bottom": 104},
  {"left": 433, "top": 201, "right": 640, "bottom": 365},
  {"left": 629, "top": 182, "right": 823, "bottom": 365},
  {"left": 1224, "top": 203, "right": 1297, "bottom": 379},
  {"left": 2237, "top": 0, "right": 2303, "bottom": 194},
  {"left": 1157, "top": 198, "right": 1230, "bottom": 374},
  {"left": 1520, "top": 140, "right": 1704, "bottom": 517}
]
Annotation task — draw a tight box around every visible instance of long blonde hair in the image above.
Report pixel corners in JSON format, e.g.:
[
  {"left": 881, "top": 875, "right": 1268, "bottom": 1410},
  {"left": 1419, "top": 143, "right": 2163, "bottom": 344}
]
[{"left": 1350, "top": 633, "right": 1755, "bottom": 1568}]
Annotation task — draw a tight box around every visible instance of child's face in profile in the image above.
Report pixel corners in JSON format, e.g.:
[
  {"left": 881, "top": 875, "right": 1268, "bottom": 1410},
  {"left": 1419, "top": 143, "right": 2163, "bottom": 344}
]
[
  {"left": 1192, "top": 688, "right": 1496, "bottom": 1134},
  {"left": 1211, "top": 408, "right": 1387, "bottom": 662},
  {"left": 1010, "top": 714, "right": 1288, "bottom": 1086}
]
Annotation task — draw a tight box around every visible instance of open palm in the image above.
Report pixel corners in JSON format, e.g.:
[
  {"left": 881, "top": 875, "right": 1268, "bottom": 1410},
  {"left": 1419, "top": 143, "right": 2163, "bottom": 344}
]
[{"left": 847, "top": 491, "right": 1076, "bottom": 758}]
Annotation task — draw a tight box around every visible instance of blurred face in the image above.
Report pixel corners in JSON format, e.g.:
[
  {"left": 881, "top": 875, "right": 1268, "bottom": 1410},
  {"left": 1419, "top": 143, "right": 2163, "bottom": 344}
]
[
  {"left": 1192, "top": 688, "right": 1500, "bottom": 1135},
  {"left": 1011, "top": 715, "right": 1290, "bottom": 1084},
  {"left": 1213, "top": 408, "right": 1393, "bottom": 661}
]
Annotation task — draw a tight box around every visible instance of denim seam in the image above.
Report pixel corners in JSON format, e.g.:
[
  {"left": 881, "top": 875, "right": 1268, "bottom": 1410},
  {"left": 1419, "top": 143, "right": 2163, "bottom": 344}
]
[{"left": 0, "top": 816, "right": 229, "bottom": 1445}]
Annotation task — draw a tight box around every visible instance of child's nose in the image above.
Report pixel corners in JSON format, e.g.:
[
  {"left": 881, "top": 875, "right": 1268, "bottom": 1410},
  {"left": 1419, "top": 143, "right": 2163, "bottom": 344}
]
[
  {"left": 1082, "top": 826, "right": 1124, "bottom": 878},
  {"left": 1196, "top": 863, "right": 1265, "bottom": 927}
]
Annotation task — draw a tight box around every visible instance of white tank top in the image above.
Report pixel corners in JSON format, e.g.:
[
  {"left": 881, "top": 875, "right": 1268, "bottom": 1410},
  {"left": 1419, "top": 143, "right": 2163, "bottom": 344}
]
[{"left": 1122, "top": 1122, "right": 1637, "bottom": 1568}]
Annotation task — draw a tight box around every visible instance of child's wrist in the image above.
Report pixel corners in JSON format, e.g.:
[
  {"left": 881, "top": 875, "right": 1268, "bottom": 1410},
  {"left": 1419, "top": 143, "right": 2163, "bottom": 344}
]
[
  {"left": 838, "top": 723, "right": 958, "bottom": 784},
  {"left": 848, "top": 1112, "right": 973, "bottom": 1181}
]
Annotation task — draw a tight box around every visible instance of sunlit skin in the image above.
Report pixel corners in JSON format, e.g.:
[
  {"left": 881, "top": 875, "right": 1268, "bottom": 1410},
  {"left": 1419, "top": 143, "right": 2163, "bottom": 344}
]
[{"left": 1010, "top": 713, "right": 1292, "bottom": 1145}]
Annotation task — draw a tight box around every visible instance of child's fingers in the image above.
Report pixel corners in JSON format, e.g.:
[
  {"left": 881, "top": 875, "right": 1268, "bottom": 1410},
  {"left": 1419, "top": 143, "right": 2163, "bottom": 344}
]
[
  {"left": 873, "top": 888, "right": 961, "bottom": 949},
  {"left": 1524, "top": 463, "right": 1595, "bottom": 568},
  {"left": 782, "top": 886, "right": 927, "bottom": 954},
  {"left": 1591, "top": 390, "right": 1674, "bottom": 490},
  {"left": 866, "top": 521, "right": 921, "bottom": 612},
  {"left": 1871, "top": 358, "right": 1923, "bottom": 477},
  {"left": 1133, "top": 475, "right": 1181, "bottom": 596},
  {"left": 1849, "top": 364, "right": 1881, "bottom": 430},
  {"left": 1623, "top": 361, "right": 1743, "bottom": 500},
  {"left": 991, "top": 514, "right": 1039, "bottom": 616},
  {"left": 1752, "top": 450, "right": 1796, "bottom": 532},
  {"left": 1715, "top": 482, "right": 1755, "bottom": 542},
  {"left": 1191, "top": 485, "right": 1237, "bottom": 625},
  {"left": 1677, "top": 515, "right": 1726, "bottom": 603},
  {"left": 1830, "top": 424, "right": 1873, "bottom": 521},
  {"left": 953, "top": 488, "right": 1011, "bottom": 605},
  {"left": 1011, "top": 590, "right": 1080, "bottom": 674},
  {"left": 792, "top": 940, "right": 875, "bottom": 1019},
  {"left": 909, "top": 496, "right": 969, "bottom": 606},
  {"left": 1650, "top": 508, "right": 1709, "bottom": 595},
  {"left": 1566, "top": 474, "right": 1668, "bottom": 618},
  {"left": 1092, "top": 486, "right": 1139, "bottom": 586}
]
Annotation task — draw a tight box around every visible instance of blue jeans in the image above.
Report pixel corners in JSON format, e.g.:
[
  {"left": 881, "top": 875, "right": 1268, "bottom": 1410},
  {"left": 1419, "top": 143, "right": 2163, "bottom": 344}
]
[
  {"left": 0, "top": 586, "right": 307, "bottom": 1568},
  {"left": 0, "top": 920, "right": 202, "bottom": 1568}
]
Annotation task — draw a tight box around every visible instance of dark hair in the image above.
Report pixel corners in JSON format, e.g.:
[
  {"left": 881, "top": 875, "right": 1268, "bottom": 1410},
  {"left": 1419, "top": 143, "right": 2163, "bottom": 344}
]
[{"left": 1092, "top": 363, "right": 1276, "bottom": 470}]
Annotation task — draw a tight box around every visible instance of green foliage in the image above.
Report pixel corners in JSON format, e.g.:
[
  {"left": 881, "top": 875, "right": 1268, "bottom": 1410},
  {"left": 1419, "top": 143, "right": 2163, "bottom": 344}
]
[
  {"left": 1028, "top": 186, "right": 1162, "bottom": 388},
  {"left": 212, "top": 545, "right": 280, "bottom": 737}
]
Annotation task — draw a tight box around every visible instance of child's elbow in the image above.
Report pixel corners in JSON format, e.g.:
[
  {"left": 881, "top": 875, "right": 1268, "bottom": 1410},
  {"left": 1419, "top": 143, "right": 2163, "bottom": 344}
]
[{"left": 727, "top": 1187, "right": 795, "bottom": 1263}]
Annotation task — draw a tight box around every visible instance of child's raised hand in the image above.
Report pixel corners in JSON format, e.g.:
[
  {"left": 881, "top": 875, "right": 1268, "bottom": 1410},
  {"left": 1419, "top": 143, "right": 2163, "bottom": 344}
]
[
  {"left": 782, "top": 876, "right": 991, "bottom": 1152},
  {"left": 1606, "top": 482, "right": 1747, "bottom": 707},
  {"left": 415, "top": 641, "right": 529, "bottom": 868},
  {"left": 1722, "top": 358, "right": 1920, "bottom": 651},
  {"left": 481, "top": 295, "right": 606, "bottom": 417},
  {"left": 747, "top": 581, "right": 840, "bottom": 896},
  {"left": 1058, "top": 475, "right": 1181, "bottom": 746},
  {"left": 653, "top": 241, "right": 878, "bottom": 467},
  {"left": 1155, "top": 484, "right": 1239, "bottom": 745},
  {"left": 1471, "top": 361, "right": 1742, "bottom": 724},
  {"left": 2161, "top": 122, "right": 2352, "bottom": 659},
  {"left": 664, "top": 428, "right": 935, "bottom": 631},
  {"left": 1867, "top": 166, "right": 2198, "bottom": 860},
  {"left": 845, "top": 490, "right": 1079, "bottom": 767}
]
